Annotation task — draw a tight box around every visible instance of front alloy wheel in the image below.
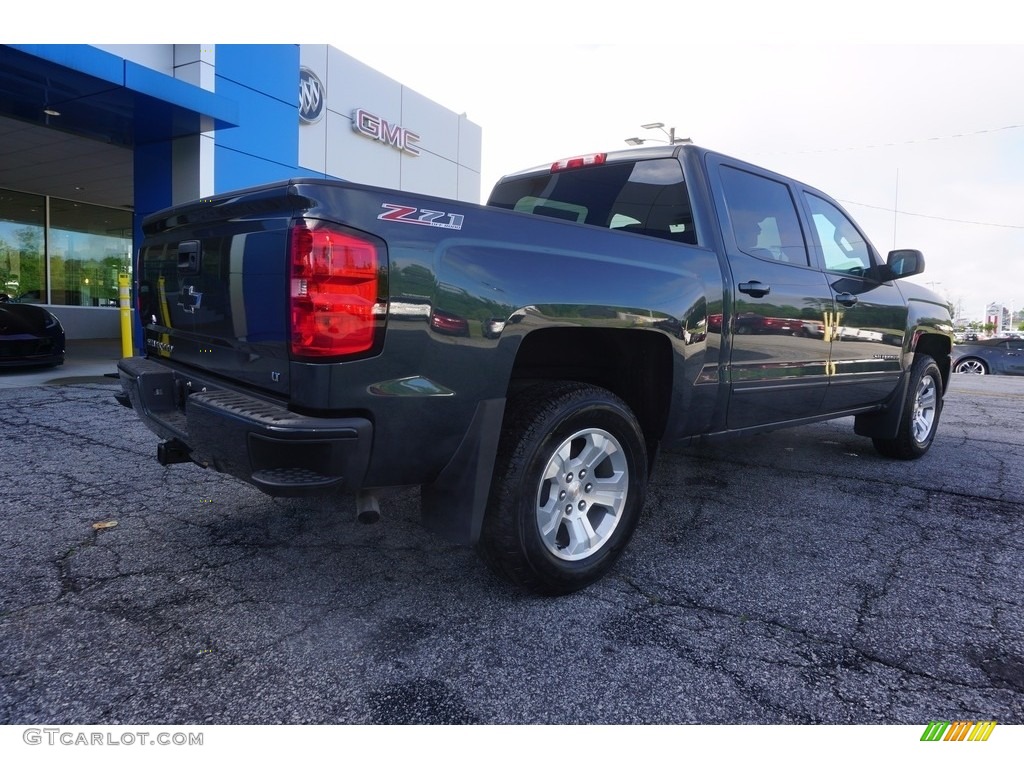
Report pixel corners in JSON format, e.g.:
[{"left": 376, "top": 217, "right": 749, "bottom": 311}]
[
  {"left": 872, "top": 354, "right": 944, "bottom": 460},
  {"left": 910, "top": 371, "right": 938, "bottom": 444}
]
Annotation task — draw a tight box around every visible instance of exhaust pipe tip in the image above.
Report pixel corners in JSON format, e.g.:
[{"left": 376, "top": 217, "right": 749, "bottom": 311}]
[
  {"left": 356, "top": 509, "right": 380, "bottom": 525},
  {"left": 356, "top": 491, "right": 381, "bottom": 524}
]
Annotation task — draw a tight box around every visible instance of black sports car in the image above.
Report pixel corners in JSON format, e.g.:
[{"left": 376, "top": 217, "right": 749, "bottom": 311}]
[
  {"left": 0, "top": 294, "right": 66, "bottom": 368},
  {"left": 951, "top": 337, "right": 1024, "bottom": 376}
]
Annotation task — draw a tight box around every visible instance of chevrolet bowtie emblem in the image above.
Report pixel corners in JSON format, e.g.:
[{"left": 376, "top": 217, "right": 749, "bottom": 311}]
[{"left": 178, "top": 285, "right": 203, "bottom": 313}]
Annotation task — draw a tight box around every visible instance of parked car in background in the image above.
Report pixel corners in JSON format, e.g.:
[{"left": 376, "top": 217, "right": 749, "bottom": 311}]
[
  {"left": 952, "top": 337, "right": 1024, "bottom": 375},
  {"left": 0, "top": 294, "right": 65, "bottom": 368}
]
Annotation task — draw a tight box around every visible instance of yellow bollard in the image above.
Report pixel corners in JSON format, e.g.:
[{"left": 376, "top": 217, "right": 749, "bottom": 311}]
[{"left": 118, "top": 273, "right": 133, "bottom": 358}]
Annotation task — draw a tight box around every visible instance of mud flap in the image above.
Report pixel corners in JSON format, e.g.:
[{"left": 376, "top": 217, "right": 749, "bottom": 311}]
[
  {"left": 420, "top": 397, "right": 505, "bottom": 545},
  {"left": 854, "top": 372, "right": 910, "bottom": 440}
]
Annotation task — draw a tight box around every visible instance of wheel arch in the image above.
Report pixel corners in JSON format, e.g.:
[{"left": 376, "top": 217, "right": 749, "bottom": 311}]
[
  {"left": 419, "top": 327, "right": 673, "bottom": 548},
  {"left": 913, "top": 331, "right": 952, "bottom": 391},
  {"left": 506, "top": 326, "right": 674, "bottom": 462}
]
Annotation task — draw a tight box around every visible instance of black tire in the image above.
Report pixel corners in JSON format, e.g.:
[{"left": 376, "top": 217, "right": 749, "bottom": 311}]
[
  {"left": 872, "top": 354, "right": 943, "bottom": 460},
  {"left": 478, "top": 381, "right": 647, "bottom": 595},
  {"left": 953, "top": 357, "right": 987, "bottom": 375}
]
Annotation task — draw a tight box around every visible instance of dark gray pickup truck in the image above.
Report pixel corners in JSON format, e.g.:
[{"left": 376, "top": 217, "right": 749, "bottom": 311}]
[{"left": 117, "top": 143, "right": 953, "bottom": 594}]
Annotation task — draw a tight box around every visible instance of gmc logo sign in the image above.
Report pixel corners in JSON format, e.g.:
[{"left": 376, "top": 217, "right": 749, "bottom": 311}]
[{"left": 352, "top": 109, "right": 421, "bottom": 156}]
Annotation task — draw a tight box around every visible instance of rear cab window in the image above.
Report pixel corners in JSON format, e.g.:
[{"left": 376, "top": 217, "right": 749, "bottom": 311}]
[
  {"left": 718, "top": 165, "right": 810, "bottom": 266},
  {"left": 488, "top": 158, "right": 698, "bottom": 245}
]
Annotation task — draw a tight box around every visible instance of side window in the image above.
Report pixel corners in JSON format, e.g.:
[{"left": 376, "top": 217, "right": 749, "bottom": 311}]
[
  {"left": 720, "top": 166, "right": 809, "bottom": 266},
  {"left": 804, "top": 193, "right": 872, "bottom": 274},
  {"left": 606, "top": 159, "right": 697, "bottom": 244}
]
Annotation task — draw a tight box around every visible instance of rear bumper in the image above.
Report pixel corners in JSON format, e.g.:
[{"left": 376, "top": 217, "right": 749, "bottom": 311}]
[{"left": 117, "top": 356, "right": 372, "bottom": 496}]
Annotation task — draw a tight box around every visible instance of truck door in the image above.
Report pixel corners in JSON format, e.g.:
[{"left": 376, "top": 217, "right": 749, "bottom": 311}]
[
  {"left": 800, "top": 192, "right": 908, "bottom": 412},
  {"left": 712, "top": 161, "right": 834, "bottom": 430}
]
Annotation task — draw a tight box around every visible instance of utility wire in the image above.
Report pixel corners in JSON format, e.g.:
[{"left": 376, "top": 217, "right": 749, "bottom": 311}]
[
  {"left": 776, "top": 123, "right": 1024, "bottom": 154},
  {"left": 839, "top": 199, "right": 1024, "bottom": 230},
  {"left": 763, "top": 122, "right": 1024, "bottom": 229}
]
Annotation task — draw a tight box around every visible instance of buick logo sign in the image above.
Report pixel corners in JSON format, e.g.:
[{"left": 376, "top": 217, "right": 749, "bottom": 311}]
[{"left": 298, "top": 67, "right": 325, "bottom": 124}]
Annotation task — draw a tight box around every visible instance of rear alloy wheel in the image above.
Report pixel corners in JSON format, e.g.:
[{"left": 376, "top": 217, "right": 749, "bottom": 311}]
[
  {"left": 478, "top": 382, "right": 647, "bottom": 595},
  {"left": 536, "top": 426, "right": 628, "bottom": 561},
  {"left": 953, "top": 358, "right": 987, "bottom": 374},
  {"left": 872, "top": 354, "right": 943, "bottom": 459}
]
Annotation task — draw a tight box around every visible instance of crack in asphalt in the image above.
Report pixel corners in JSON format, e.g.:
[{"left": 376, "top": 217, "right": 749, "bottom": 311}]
[
  {"left": 55, "top": 528, "right": 109, "bottom": 598},
  {"left": 614, "top": 572, "right": 1015, "bottom": 700},
  {"left": 664, "top": 447, "right": 1021, "bottom": 507}
]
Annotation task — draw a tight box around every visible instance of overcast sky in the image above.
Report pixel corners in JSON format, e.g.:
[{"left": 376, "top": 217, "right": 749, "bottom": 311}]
[
  {"left": 332, "top": 26, "right": 1024, "bottom": 324},
  {"left": 26, "top": 0, "right": 1024, "bottom": 322}
]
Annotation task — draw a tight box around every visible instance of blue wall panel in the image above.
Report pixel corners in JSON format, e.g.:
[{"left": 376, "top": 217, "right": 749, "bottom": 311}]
[
  {"left": 215, "top": 147, "right": 297, "bottom": 192},
  {"left": 214, "top": 76, "right": 298, "bottom": 172},
  {"left": 212, "top": 44, "right": 299, "bottom": 189},
  {"left": 8, "top": 44, "right": 124, "bottom": 86},
  {"left": 134, "top": 140, "right": 174, "bottom": 222},
  {"left": 215, "top": 44, "right": 298, "bottom": 105},
  {"left": 126, "top": 61, "right": 238, "bottom": 125}
]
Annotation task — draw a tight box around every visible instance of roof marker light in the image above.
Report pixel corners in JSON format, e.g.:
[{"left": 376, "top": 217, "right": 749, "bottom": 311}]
[{"left": 550, "top": 153, "right": 607, "bottom": 173}]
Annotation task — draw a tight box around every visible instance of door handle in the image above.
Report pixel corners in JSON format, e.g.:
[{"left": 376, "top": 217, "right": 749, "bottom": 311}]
[
  {"left": 738, "top": 281, "right": 770, "bottom": 298},
  {"left": 835, "top": 292, "right": 859, "bottom": 307}
]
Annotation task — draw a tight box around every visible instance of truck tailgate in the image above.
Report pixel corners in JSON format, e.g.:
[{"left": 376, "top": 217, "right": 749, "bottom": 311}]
[{"left": 137, "top": 186, "right": 299, "bottom": 396}]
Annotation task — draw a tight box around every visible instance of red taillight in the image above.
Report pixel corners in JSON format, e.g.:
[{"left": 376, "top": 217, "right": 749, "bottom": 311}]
[
  {"left": 289, "top": 221, "right": 381, "bottom": 358},
  {"left": 550, "top": 153, "right": 607, "bottom": 172}
]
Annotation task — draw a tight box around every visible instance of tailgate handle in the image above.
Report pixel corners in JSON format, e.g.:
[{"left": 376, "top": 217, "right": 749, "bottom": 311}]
[{"left": 178, "top": 240, "right": 201, "bottom": 274}]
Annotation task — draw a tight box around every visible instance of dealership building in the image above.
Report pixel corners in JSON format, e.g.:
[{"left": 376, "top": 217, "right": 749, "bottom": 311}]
[{"left": 0, "top": 44, "right": 483, "bottom": 339}]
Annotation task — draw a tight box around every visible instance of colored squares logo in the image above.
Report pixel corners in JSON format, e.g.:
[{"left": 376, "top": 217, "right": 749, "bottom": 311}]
[{"left": 921, "top": 721, "right": 997, "bottom": 742}]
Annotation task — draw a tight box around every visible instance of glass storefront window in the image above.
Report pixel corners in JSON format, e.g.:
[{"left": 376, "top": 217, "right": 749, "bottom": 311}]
[
  {"left": 0, "top": 189, "right": 46, "bottom": 302},
  {"left": 48, "top": 198, "right": 132, "bottom": 307}
]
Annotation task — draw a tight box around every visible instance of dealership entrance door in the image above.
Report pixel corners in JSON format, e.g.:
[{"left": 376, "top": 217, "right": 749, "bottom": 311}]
[{"left": 0, "top": 114, "right": 134, "bottom": 338}]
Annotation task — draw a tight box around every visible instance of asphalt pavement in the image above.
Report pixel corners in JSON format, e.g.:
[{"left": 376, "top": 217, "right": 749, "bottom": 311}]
[{"left": 0, "top": 367, "right": 1021, "bottom": 725}]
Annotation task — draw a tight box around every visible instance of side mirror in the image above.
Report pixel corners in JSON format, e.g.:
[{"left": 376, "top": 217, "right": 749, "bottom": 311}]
[{"left": 886, "top": 249, "right": 925, "bottom": 279}]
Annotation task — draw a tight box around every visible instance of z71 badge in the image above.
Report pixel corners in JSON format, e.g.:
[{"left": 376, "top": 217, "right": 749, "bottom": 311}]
[{"left": 378, "top": 203, "right": 464, "bottom": 230}]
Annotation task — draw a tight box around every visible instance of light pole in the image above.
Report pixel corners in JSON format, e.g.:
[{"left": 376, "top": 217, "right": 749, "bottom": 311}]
[{"left": 624, "top": 122, "right": 690, "bottom": 146}]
